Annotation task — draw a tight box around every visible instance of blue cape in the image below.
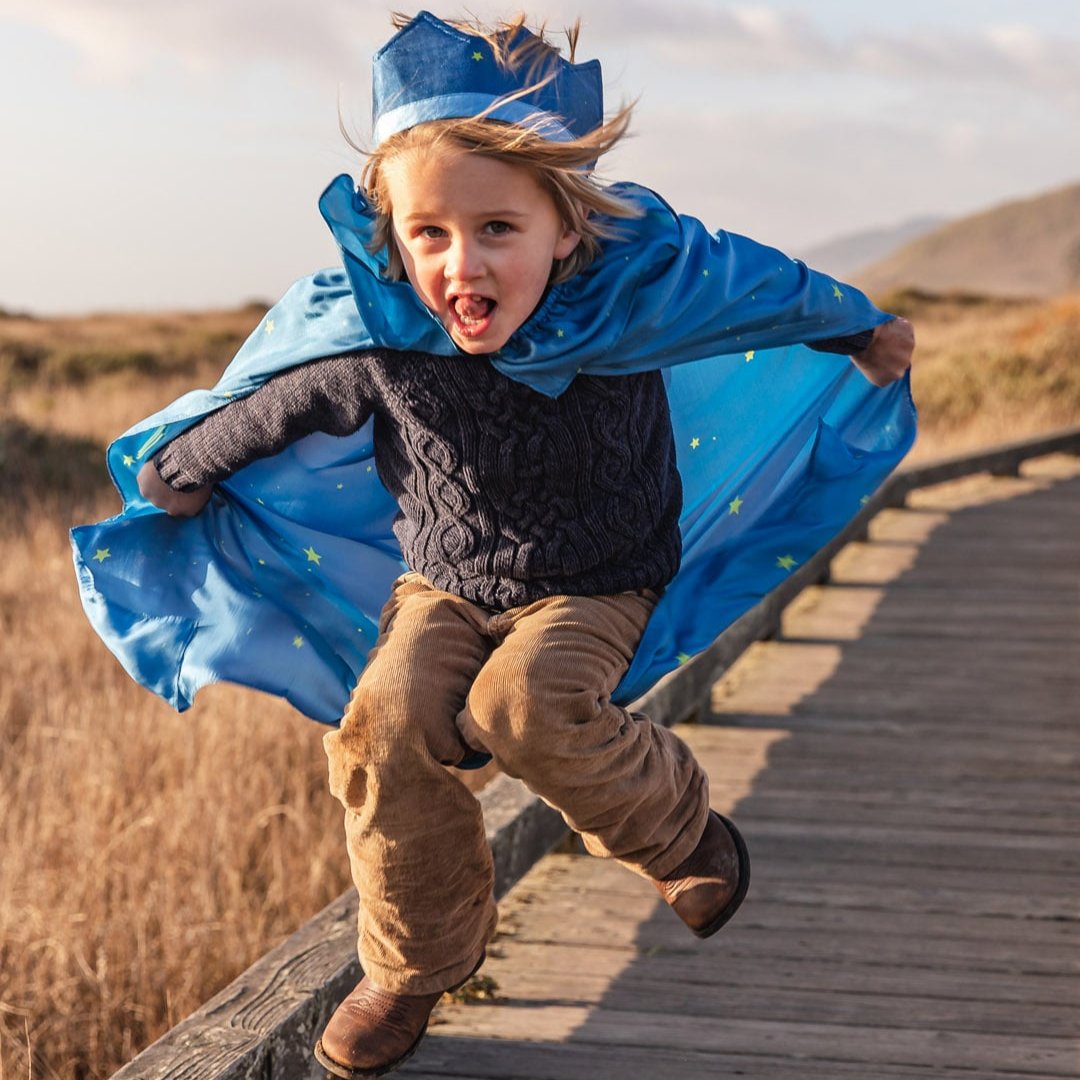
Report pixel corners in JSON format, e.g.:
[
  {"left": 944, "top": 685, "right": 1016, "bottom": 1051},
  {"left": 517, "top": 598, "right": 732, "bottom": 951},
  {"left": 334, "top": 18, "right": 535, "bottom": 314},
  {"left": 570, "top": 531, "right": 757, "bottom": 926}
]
[{"left": 71, "top": 178, "right": 916, "bottom": 724}]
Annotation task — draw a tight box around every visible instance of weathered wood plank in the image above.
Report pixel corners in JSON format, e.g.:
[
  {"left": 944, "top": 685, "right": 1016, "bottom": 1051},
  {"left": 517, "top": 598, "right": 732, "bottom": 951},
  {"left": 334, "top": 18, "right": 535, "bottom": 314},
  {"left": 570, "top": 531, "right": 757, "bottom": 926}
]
[
  {"left": 501, "top": 885, "right": 1079, "bottom": 957},
  {"left": 725, "top": 818, "right": 1080, "bottom": 865},
  {"left": 538, "top": 820, "right": 1080, "bottom": 878},
  {"left": 405, "top": 1037, "right": 1066, "bottom": 1080},
  {"left": 717, "top": 705, "right": 1080, "bottom": 740},
  {"left": 783, "top": 584, "right": 1078, "bottom": 642},
  {"left": 433, "top": 1005, "right": 1080, "bottom": 1074},
  {"left": 716, "top": 794, "right": 1080, "bottom": 837},
  {"left": 689, "top": 729, "right": 1080, "bottom": 774},
  {"left": 479, "top": 937, "right": 1080, "bottom": 1008},
  {"left": 463, "top": 964, "right": 1080, "bottom": 1038}
]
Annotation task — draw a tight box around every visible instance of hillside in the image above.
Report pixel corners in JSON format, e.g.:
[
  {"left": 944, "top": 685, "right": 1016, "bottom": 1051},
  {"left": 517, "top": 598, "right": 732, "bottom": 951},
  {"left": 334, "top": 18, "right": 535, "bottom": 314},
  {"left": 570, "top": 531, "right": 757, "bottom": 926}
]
[
  {"left": 799, "top": 215, "right": 947, "bottom": 280},
  {"left": 857, "top": 182, "right": 1080, "bottom": 300}
]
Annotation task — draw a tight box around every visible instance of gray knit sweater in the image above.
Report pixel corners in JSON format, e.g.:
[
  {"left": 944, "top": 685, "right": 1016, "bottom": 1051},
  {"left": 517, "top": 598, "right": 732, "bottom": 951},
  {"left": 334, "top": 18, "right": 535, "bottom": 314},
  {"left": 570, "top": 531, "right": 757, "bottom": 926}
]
[{"left": 154, "top": 350, "right": 684, "bottom": 610}]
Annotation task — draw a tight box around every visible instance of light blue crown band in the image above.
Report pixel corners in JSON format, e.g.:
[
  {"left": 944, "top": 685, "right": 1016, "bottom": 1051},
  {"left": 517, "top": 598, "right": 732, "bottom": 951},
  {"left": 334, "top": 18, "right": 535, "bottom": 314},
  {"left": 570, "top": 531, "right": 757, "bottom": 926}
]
[{"left": 373, "top": 93, "right": 578, "bottom": 145}]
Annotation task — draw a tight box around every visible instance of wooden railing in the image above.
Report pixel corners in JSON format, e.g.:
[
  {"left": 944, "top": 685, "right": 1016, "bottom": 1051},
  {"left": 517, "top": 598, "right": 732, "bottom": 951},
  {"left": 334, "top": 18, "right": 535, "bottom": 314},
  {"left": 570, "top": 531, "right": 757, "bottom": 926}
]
[{"left": 111, "top": 424, "right": 1080, "bottom": 1080}]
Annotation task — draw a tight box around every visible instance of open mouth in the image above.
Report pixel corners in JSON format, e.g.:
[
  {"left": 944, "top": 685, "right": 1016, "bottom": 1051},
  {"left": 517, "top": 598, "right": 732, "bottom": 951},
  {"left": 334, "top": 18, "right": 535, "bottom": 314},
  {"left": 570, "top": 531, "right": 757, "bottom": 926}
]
[{"left": 449, "top": 294, "right": 496, "bottom": 337}]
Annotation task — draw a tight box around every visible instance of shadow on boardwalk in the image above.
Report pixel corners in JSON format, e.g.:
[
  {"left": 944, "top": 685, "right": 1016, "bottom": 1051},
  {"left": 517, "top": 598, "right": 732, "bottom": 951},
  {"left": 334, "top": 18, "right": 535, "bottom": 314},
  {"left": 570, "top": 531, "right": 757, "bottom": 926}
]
[{"left": 404, "top": 466, "right": 1080, "bottom": 1079}]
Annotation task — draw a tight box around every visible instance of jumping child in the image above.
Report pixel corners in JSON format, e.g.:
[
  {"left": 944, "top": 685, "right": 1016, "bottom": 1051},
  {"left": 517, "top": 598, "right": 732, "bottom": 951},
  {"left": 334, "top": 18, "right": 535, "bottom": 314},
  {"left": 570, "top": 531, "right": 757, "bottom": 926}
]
[{"left": 79, "top": 11, "right": 914, "bottom": 1078}]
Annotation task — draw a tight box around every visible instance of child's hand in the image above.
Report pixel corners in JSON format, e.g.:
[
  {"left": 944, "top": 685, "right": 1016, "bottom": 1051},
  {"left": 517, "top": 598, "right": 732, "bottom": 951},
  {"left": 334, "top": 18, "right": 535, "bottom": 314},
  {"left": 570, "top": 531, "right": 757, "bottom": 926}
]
[
  {"left": 137, "top": 461, "right": 213, "bottom": 517},
  {"left": 850, "top": 317, "right": 915, "bottom": 387}
]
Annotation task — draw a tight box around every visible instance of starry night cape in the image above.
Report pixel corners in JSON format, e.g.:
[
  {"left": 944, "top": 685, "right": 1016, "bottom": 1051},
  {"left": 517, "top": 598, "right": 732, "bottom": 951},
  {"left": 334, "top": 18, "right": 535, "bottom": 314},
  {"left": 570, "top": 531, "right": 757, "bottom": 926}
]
[{"left": 71, "top": 179, "right": 916, "bottom": 728}]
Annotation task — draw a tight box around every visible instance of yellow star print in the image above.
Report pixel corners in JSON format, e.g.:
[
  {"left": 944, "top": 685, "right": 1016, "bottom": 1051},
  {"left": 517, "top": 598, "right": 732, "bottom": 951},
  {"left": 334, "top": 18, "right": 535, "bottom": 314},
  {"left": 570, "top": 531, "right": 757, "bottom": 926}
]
[
  {"left": 92, "top": 548, "right": 111, "bottom": 563},
  {"left": 744, "top": 350, "right": 754, "bottom": 362},
  {"left": 136, "top": 425, "right": 167, "bottom": 460},
  {"left": 122, "top": 455, "right": 135, "bottom": 467},
  {"left": 690, "top": 437, "right": 701, "bottom": 450},
  {"left": 832, "top": 284, "right": 844, "bottom": 301},
  {"left": 265, "top": 319, "right": 275, "bottom": 334},
  {"left": 304, "top": 546, "right": 322, "bottom": 565},
  {"left": 556, "top": 329, "right": 565, "bottom": 338},
  {"left": 676, "top": 652, "right": 692, "bottom": 665},
  {"left": 292, "top": 636, "right": 304, "bottom": 649},
  {"left": 472, "top": 50, "right": 483, "bottom": 61},
  {"left": 776, "top": 554, "right": 797, "bottom": 571},
  {"left": 702, "top": 269, "right": 710, "bottom": 277},
  {"left": 728, "top": 496, "right": 744, "bottom": 515}
]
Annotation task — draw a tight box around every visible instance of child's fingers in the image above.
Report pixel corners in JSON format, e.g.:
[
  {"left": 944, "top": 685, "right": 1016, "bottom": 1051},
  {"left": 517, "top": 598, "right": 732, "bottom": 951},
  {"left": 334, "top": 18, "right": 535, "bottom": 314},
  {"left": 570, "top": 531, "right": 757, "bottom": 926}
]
[
  {"left": 137, "top": 461, "right": 213, "bottom": 516},
  {"left": 851, "top": 318, "right": 915, "bottom": 386}
]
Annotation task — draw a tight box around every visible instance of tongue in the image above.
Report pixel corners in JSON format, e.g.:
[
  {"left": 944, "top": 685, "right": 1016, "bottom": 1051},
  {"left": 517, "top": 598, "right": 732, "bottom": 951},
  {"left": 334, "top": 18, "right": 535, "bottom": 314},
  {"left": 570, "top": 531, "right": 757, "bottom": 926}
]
[{"left": 456, "top": 296, "right": 493, "bottom": 320}]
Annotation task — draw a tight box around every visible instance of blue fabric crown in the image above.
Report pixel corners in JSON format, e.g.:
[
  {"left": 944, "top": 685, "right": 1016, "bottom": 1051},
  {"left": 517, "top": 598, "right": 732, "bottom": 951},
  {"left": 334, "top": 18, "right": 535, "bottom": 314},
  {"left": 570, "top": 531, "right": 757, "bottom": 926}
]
[{"left": 372, "top": 11, "right": 604, "bottom": 144}]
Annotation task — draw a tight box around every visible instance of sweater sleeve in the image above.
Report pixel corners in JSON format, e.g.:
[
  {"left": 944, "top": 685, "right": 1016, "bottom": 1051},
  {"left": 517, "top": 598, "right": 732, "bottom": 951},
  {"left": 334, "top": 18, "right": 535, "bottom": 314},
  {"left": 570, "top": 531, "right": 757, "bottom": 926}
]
[
  {"left": 153, "top": 352, "right": 376, "bottom": 491},
  {"left": 806, "top": 329, "right": 876, "bottom": 355}
]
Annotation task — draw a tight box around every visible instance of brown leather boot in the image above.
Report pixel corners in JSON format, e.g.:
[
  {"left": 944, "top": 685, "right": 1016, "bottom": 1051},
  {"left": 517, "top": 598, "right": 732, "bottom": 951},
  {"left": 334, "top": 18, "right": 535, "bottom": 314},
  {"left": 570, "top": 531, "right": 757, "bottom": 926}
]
[
  {"left": 653, "top": 810, "right": 751, "bottom": 938},
  {"left": 313, "top": 954, "right": 485, "bottom": 1079},
  {"left": 314, "top": 976, "right": 441, "bottom": 1078}
]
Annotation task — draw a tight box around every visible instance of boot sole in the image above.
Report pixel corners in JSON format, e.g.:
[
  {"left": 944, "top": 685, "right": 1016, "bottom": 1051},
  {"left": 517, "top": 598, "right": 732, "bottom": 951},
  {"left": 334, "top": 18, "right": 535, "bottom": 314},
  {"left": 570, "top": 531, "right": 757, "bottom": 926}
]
[{"left": 693, "top": 812, "right": 752, "bottom": 939}]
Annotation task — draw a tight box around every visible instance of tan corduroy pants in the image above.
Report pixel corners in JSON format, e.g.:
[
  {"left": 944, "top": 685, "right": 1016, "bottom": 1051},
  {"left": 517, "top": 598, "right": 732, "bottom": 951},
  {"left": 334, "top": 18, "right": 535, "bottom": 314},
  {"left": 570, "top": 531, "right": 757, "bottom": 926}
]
[{"left": 323, "top": 572, "right": 710, "bottom": 994}]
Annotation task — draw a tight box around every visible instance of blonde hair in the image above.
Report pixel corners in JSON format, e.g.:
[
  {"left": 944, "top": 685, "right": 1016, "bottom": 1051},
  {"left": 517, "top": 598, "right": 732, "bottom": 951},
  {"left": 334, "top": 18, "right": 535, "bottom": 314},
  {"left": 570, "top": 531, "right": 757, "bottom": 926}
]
[{"left": 348, "top": 14, "right": 642, "bottom": 284}]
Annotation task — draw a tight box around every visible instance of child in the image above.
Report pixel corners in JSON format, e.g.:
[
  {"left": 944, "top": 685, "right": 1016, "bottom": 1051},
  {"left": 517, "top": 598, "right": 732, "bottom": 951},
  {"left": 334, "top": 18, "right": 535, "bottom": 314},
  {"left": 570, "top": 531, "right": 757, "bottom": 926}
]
[{"left": 77, "top": 12, "right": 915, "bottom": 1078}]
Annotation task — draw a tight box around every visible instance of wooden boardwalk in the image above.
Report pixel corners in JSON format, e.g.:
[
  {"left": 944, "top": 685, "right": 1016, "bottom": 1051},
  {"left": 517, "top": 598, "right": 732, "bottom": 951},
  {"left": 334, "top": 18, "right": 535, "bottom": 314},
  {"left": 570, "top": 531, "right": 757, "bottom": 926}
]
[{"left": 399, "top": 456, "right": 1080, "bottom": 1080}]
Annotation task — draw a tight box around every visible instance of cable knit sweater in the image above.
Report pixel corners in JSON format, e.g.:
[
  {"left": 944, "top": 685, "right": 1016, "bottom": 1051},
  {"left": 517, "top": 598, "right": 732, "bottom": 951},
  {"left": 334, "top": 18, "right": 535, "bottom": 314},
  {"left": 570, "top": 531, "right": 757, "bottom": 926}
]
[{"left": 154, "top": 349, "right": 684, "bottom": 610}]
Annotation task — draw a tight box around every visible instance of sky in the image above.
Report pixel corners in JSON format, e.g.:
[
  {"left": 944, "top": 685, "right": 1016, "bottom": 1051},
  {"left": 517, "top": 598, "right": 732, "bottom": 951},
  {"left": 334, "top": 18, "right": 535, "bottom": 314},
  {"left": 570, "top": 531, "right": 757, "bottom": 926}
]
[{"left": 2, "top": 0, "right": 1079, "bottom": 315}]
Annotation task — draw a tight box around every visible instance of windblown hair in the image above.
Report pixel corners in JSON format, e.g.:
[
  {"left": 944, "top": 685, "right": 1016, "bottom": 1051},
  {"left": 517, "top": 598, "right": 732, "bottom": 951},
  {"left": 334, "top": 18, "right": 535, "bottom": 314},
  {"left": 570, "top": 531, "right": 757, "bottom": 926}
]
[{"left": 348, "top": 13, "right": 641, "bottom": 284}]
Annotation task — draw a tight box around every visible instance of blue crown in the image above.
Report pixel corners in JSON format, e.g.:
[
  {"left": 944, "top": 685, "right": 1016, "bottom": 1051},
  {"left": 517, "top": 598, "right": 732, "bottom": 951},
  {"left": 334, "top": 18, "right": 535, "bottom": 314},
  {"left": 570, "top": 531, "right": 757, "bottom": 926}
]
[{"left": 372, "top": 11, "right": 603, "bottom": 145}]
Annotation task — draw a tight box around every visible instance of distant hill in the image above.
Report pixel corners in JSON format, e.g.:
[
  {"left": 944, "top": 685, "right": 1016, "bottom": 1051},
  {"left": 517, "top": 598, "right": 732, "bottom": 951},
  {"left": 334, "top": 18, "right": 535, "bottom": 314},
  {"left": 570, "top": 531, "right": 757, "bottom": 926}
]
[
  {"left": 799, "top": 216, "right": 947, "bottom": 280},
  {"left": 856, "top": 182, "right": 1080, "bottom": 299}
]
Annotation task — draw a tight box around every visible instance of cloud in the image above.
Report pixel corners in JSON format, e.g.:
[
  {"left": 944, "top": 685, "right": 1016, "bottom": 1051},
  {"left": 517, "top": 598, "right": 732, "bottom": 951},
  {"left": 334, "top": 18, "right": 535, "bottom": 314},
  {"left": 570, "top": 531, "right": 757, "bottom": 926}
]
[
  {"left": 613, "top": 88, "right": 1080, "bottom": 255},
  {"left": 849, "top": 23, "right": 1080, "bottom": 106},
  {"left": 10, "top": 1, "right": 1080, "bottom": 109},
  {"left": 4, "top": 0, "right": 384, "bottom": 88},
  {"left": 541, "top": 3, "right": 1080, "bottom": 111},
  {"left": 522, "top": 0, "right": 841, "bottom": 67}
]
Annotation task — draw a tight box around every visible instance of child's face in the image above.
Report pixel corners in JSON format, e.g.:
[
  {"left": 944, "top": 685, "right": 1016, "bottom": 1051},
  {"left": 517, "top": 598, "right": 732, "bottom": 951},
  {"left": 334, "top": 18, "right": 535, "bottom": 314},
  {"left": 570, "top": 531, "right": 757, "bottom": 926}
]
[{"left": 382, "top": 147, "right": 581, "bottom": 354}]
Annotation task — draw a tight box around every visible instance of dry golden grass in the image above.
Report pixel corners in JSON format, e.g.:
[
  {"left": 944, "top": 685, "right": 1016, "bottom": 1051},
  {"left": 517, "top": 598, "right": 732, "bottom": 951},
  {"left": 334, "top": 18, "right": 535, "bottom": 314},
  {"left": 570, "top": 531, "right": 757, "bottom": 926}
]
[
  {"left": 0, "top": 308, "right": 345, "bottom": 1079},
  {"left": 0, "top": 294, "right": 1077, "bottom": 1078},
  {"left": 887, "top": 289, "right": 1080, "bottom": 460},
  {"left": 0, "top": 513, "right": 358, "bottom": 1077},
  {"left": 0, "top": 517, "right": 348, "bottom": 1076},
  {"left": 0, "top": 306, "right": 262, "bottom": 397}
]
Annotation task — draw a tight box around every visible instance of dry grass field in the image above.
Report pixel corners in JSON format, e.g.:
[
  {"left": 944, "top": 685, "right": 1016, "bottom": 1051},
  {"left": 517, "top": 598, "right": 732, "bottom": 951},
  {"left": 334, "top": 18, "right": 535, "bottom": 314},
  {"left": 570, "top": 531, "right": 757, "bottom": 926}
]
[
  {"left": 1, "top": 292, "right": 1078, "bottom": 1078},
  {"left": 885, "top": 288, "right": 1080, "bottom": 460}
]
